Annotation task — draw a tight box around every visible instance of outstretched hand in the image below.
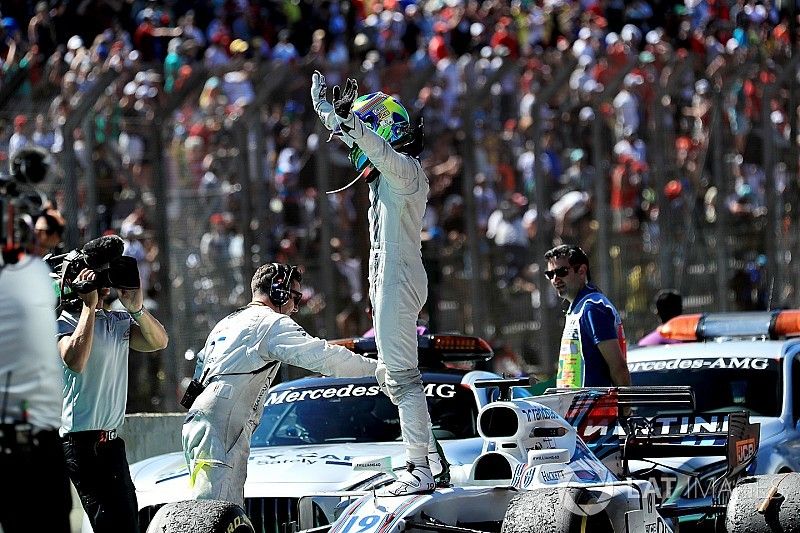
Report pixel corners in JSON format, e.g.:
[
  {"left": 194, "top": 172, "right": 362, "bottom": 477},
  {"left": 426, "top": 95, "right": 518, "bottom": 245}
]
[{"left": 332, "top": 78, "right": 358, "bottom": 119}]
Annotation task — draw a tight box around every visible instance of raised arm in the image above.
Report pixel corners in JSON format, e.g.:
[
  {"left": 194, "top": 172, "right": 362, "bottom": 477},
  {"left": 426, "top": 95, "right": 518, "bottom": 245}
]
[
  {"left": 120, "top": 288, "right": 169, "bottom": 352},
  {"left": 58, "top": 269, "right": 99, "bottom": 373}
]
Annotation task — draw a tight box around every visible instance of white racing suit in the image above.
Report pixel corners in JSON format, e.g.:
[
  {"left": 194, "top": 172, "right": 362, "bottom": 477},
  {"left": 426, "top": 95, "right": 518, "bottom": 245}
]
[
  {"left": 182, "top": 305, "right": 377, "bottom": 507},
  {"left": 317, "top": 96, "right": 434, "bottom": 466}
]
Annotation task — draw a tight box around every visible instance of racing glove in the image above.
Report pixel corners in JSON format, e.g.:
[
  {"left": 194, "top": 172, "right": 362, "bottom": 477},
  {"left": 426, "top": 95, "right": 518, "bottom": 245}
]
[
  {"left": 332, "top": 78, "right": 358, "bottom": 120},
  {"left": 311, "top": 70, "right": 340, "bottom": 131},
  {"left": 333, "top": 78, "right": 366, "bottom": 139}
]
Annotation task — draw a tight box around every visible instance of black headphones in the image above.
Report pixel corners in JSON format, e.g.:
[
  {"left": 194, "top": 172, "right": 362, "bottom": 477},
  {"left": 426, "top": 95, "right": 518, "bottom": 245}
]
[{"left": 268, "top": 263, "right": 298, "bottom": 307}]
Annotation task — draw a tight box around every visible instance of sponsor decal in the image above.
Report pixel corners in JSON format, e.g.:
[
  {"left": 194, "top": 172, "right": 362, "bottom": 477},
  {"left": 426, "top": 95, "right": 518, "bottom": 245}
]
[
  {"left": 423, "top": 383, "right": 457, "bottom": 398},
  {"left": 736, "top": 437, "right": 756, "bottom": 464},
  {"left": 521, "top": 467, "right": 537, "bottom": 488},
  {"left": 535, "top": 462, "right": 617, "bottom": 516},
  {"left": 541, "top": 469, "right": 564, "bottom": 483},
  {"left": 250, "top": 452, "right": 362, "bottom": 466},
  {"left": 225, "top": 517, "right": 246, "bottom": 532},
  {"left": 579, "top": 415, "right": 729, "bottom": 438},
  {"left": 529, "top": 452, "right": 570, "bottom": 464},
  {"left": 353, "top": 456, "right": 397, "bottom": 479},
  {"left": 521, "top": 406, "right": 560, "bottom": 422},
  {"left": 265, "top": 383, "right": 456, "bottom": 406},
  {"left": 628, "top": 357, "right": 771, "bottom": 373}
]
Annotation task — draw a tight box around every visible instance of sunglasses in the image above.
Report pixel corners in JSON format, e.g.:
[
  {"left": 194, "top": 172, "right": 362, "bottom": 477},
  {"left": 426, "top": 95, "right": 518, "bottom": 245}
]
[{"left": 544, "top": 266, "right": 577, "bottom": 280}]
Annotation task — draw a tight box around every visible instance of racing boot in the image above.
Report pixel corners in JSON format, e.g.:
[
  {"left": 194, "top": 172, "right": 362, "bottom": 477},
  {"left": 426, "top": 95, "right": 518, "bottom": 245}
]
[
  {"left": 376, "top": 460, "right": 435, "bottom": 496},
  {"left": 429, "top": 439, "right": 451, "bottom": 487}
]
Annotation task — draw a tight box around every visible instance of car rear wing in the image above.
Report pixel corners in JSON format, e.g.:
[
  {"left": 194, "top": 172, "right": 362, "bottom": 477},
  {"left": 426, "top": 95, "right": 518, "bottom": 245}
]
[
  {"left": 540, "top": 386, "right": 759, "bottom": 495},
  {"left": 544, "top": 386, "right": 758, "bottom": 458},
  {"left": 544, "top": 385, "right": 696, "bottom": 412}
]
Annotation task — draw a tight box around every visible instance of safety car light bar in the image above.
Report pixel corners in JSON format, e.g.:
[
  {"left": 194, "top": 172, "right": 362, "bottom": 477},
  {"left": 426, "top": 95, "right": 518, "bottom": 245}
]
[
  {"left": 329, "top": 334, "right": 494, "bottom": 362},
  {"left": 660, "top": 310, "right": 800, "bottom": 341}
]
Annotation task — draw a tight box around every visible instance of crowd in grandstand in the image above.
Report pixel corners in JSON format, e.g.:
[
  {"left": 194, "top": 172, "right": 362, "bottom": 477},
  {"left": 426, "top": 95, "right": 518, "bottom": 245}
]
[{"left": 1, "top": 0, "right": 798, "bottom": 356}]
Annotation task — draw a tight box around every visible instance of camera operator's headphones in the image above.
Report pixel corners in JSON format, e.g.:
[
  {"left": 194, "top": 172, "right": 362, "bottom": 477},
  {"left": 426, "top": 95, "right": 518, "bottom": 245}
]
[{"left": 268, "top": 263, "right": 300, "bottom": 307}]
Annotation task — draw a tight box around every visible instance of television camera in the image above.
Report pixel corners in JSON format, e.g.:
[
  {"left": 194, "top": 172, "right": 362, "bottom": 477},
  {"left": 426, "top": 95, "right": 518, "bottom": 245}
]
[
  {"left": 45, "top": 234, "right": 140, "bottom": 305},
  {"left": 0, "top": 145, "right": 139, "bottom": 304},
  {"left": 0, "top": 146, "right": 51, "bottom": 267}
]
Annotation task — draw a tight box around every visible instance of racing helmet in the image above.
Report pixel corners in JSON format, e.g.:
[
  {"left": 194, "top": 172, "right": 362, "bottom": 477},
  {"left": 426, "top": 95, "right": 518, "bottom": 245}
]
[{"left": 348, "top": 92, "right": 410, "bottom": 171}]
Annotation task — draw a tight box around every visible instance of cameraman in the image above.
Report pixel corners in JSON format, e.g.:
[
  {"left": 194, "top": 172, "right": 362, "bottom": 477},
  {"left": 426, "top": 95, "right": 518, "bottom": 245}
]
[
  {"left": 0, "top": 253, "right": 72, "bottom": 533},
  {"left": 57, "top": 267, "right": 168, "bottom": 533}
]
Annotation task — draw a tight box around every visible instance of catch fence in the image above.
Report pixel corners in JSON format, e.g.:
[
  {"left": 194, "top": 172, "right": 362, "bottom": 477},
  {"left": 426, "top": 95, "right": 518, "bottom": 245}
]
[{"left": 3, "top": 46, "right": 798, "bottom": 409}]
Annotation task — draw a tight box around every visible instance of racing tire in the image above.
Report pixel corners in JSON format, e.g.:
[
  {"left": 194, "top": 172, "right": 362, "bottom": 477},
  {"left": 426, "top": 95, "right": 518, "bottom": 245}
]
[
  {"left": 725, "top": 473, "right": 800, "bottom": 533},
  {"left": 145, "top": 499, "right": 255, "bottom": 533},
  {"left": 501, "top": 488, "right": 614, "bottom": 533}
]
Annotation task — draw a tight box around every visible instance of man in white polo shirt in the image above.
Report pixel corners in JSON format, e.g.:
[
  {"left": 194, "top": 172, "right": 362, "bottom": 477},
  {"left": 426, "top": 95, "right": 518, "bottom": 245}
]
[{"left": 58, "top": 266, "right": 168, "bottom": 533}]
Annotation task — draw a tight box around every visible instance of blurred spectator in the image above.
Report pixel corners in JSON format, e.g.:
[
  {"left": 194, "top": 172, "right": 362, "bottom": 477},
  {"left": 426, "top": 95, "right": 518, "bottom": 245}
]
[
  {"left": 729, "top": 254, "right": 769, "bottom": 311},
  {"left": 200, "top": 212, "right": 233, "bottom": 264},
  {"left": 551, "top": 190, "right": 592, "bottom": 245},
  {"left": 134, "top": 8, "right": 181, "bottom": 63},
  {"left": 93, "top": 144, "right": 120, "bottom": 234},
  {"left": 490, "top": 343, "right": 526, "bottom": 377},
  {"left": 27, "top": 1, "right": 57, "bottom": 60},
  {"left": 272, "top": 29, "right": 298, "bottom": 63},
  {"left": 120, "top": 203, "right": 149, "bottom": 238},
  {"left": 473, "top": 173, "right": 498, "bottom": 235},
  {"left": 637, "top": 289, "right": 683, "bottom": 346},
  {"left": 221, "top": 40, "right": 254, "bottom": 108},
  {"left": 178, "top": 11, "right": 205, "bottom": 49},
  {"left": 122, "top": 225, "right": 150, "bottom": 293},
  {"left": 32, "top": 209, "right": 66, "bottom": 258},
  {"left": 613, "top": 73, "right": 643, "bottom": 140},
  {"left": 8, "top": 114, "right": 30, "bottom": 166},
  {"left": 204, "top": 32, "right": 229, "bottom": 67},
  {"left": 486, "top": 194, "right": 529, "bottom": 284},
  {"left": 31, "top": 113, "right": 54, "bottom": 150}
]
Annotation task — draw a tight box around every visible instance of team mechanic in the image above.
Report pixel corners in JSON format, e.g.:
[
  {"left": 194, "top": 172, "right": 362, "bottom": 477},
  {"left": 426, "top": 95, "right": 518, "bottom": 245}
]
[
  {"left": 182, "top": 263, "right": 378, "bottom": 507},
  {"left": 58, "top": 268, "right": 169, "bottom": 533},
  {"left": 312, "top": 72, "right": 444, "bottom": 495}
]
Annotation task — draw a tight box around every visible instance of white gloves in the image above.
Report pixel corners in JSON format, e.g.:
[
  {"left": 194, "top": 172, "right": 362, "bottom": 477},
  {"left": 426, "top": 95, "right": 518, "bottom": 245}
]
[{"left": 311, "top": 70, "right": 340, "bottom": 131}]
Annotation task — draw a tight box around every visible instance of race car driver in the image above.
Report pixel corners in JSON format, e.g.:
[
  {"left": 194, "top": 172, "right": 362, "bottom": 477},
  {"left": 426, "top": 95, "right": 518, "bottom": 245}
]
[
  {"left": 311, "top": 72, "right": 442, "bottom": 495},
  {"left": 182, "top": 263, "right": 378, "bottom": 508}
]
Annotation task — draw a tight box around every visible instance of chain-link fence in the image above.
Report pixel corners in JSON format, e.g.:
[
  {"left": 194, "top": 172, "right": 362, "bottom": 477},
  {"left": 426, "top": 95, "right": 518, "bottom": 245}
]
[{"left": 3, "top": 43, "right": 799, "bottom": 410}]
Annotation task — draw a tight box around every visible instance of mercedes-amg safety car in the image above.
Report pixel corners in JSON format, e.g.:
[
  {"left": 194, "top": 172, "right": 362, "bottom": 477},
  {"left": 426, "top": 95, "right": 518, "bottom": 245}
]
[
  {"left": 624, "top": 309, "right": 800, "bottom": 527},
  {"left": 130, "top": 334, "right": 533, "bottom": 533}
]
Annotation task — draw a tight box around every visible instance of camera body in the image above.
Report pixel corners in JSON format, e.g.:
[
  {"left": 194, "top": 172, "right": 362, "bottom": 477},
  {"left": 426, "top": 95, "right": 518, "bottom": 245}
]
[
  {"left": 57, "top": 250, "right": 140, "bottom": 295},
  {"left": 46, "top": 235, "right": 141, "bottom": 305}
]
